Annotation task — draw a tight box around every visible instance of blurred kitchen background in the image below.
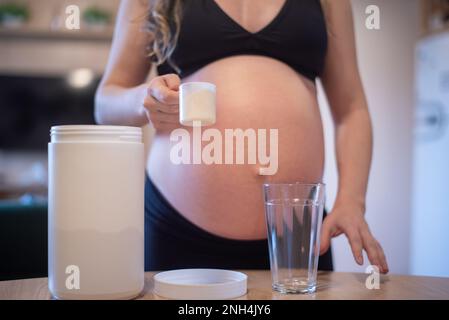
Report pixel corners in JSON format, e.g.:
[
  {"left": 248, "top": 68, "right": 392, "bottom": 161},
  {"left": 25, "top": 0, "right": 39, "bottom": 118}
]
[{"left": 0, "top": 0, "right": 448, "bottom": 281}]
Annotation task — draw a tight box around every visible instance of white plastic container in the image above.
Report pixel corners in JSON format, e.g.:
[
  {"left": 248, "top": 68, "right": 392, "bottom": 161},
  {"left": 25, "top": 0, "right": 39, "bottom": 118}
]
[
  {"left": 48, "top": 125, "right": 144, "bottom": 300},
  {"left": 180, "top": 82, "right": 216, "bottom": 126}
]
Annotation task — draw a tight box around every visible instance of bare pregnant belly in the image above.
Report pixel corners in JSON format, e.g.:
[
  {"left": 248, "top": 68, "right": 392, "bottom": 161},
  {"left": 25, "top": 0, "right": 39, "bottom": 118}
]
[{"left": 147, "top": 55, "right": 325, "bottom": 240}]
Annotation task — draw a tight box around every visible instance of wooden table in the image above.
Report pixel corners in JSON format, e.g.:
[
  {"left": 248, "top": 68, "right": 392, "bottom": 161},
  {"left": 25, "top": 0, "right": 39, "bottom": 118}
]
[{"left": 1, "top": 271, "right": 449, "bottom": 300}]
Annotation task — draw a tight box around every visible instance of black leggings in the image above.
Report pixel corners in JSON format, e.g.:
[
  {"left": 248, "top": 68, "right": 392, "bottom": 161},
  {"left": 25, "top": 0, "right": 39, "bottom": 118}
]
[{"left": 145, "top": 176, "right": 333, "bottom": 271}]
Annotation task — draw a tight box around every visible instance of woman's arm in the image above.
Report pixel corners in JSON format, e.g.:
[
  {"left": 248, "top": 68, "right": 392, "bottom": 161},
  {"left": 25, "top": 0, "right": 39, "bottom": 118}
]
[
  {"left": 319, "top": 0, "right": 389, "bottom": 273},
  {"left": 95, "top": 0, "right": 152, "bottom": 126}
]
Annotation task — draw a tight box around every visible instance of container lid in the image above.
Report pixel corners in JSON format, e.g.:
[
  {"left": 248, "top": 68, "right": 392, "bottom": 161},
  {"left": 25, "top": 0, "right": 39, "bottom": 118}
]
[
  {"left": 50, "top": 125, "right": 142, "bottom": 143},
  {"left": 153, "top": 269, "right": 247, "bottom": 300}
]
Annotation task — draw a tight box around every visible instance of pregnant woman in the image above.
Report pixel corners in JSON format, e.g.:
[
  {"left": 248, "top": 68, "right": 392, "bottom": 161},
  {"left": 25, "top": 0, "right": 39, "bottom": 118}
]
[{"left": 96, "top": 0, "right": 389, "bottom": 273}]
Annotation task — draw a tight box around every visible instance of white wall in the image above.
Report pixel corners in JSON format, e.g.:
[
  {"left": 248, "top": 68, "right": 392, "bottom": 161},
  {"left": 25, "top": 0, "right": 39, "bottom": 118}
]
[
  {"left": 411, "top": 33, "right": 449, "bottom": 277},
  {"left": 319, "top": 0, "right": 420, "bottom": 274}
]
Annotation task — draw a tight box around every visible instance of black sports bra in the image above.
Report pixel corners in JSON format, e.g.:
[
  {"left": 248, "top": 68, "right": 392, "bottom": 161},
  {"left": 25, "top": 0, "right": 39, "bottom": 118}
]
[{"left": 156, "top": 0, "right": 328, "bottom": 81}]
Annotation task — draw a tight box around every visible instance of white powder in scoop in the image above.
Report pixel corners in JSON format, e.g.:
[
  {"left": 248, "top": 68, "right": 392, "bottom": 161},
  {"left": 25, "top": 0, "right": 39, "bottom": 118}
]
[{"left": 180, "top": 86, "right": 216, "bottom": 126}]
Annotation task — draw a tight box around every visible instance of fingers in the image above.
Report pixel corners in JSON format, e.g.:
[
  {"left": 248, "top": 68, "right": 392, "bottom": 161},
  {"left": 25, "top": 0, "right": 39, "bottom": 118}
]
[
  {"left": 319, "top": 217, "right": 333, "bottom": 255},
  {"left": 142, "top": 74, "right": 181, "bottom": 132},
  {"left": 144, "top": 74, "right": 180, "bottom": 122},
  {"left": 323, "top": 208, "right": 390, "bottom": 274},
  {"left": 320, "top": 216, "right": 345, "bottom": 255},
  {"left": 376, "top": 242, "right": 389, "bottom": 274},
  {"left": 161, "top": 73, "right": 181, "bottom": 91},
  {"left": 360, "top": 227, "right": 389, "bottom": 274},
  {"left": 143, "top": 96, "right": 179, "bottom": 127},
  {"left": 344, "top": 225, "right": 364, "bottom": 265},
  {"left": 148, "top": 74, "right": 180, "bottom": 105},
  {"left": 144, "top": 96, "right": 179, "bottom": 114}
]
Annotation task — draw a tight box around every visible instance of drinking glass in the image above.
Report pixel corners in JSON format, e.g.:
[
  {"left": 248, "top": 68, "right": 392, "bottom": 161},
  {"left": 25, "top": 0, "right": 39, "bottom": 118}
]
[{"left": 263, "top": 182, "right": 325, "bottom": 294}]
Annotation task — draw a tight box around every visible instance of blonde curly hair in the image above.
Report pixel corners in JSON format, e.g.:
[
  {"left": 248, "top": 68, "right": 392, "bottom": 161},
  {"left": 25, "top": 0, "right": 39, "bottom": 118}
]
[{"left": 147, "top": 0, "right": 183, "bottom": 72}]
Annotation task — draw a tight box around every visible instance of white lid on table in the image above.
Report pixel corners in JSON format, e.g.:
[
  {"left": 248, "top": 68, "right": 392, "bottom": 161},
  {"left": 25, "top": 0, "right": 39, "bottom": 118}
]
[{"left": 153, "top": 269, "right": 248, "bottom": 300}]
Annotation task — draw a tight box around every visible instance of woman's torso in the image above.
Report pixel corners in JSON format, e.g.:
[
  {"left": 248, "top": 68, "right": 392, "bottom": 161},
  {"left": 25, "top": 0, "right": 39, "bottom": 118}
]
[{"left": 147, "top": 0, "right": 327, "bottom": 240}]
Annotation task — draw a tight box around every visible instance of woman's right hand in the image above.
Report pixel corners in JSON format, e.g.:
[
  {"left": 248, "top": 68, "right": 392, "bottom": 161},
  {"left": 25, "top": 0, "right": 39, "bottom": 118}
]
[{"left": 143, "top": 74, "right": 181, "bottom": 132}]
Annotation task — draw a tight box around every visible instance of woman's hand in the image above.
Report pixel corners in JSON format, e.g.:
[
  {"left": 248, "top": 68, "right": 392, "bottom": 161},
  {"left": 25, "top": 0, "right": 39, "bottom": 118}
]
[
  {"left": 143, "top": 74, "right": 181, "bottom": 132},
  {"left": 320, "top": 202, "right": 389, "bottom": 274}
]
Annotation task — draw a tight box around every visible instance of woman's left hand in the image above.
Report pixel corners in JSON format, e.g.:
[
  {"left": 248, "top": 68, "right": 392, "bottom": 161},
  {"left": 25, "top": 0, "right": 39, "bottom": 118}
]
[{"left": 319, "top": 202, "right": 389, "bottom": 274}]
